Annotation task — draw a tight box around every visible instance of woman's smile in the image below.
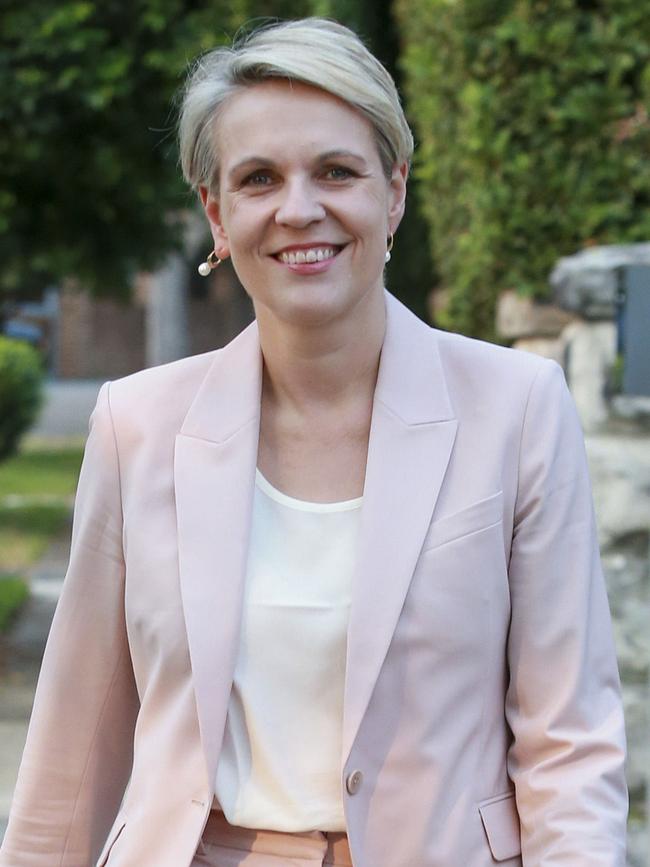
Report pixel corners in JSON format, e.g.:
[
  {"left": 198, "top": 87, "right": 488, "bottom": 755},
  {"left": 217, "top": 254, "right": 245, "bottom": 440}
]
[{"left": 272, "top": 242, "right": 347, "bottom": 273}]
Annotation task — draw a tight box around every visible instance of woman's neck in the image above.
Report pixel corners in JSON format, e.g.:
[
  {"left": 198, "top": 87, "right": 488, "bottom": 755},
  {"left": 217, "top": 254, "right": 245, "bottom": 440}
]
[{"left": 255, "top": 288, "right": 386, "bottom": 419}]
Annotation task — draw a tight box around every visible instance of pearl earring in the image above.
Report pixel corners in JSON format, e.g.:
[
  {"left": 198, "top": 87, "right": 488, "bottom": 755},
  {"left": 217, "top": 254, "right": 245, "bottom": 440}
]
[
  {"left": 385, "top": 232, "right": 394, "bottom": 264},
  {"left": 198, "top": 251, "right": 222, "bottom": 277}
]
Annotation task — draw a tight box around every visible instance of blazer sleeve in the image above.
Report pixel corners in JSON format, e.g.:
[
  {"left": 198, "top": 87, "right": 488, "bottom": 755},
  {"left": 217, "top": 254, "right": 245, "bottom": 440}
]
[
  {"left": 505, "top": 359, "right": 628, "bottom": 865},
  {"left": 0, "top": 382, "right": 140, "bottom": 867}
]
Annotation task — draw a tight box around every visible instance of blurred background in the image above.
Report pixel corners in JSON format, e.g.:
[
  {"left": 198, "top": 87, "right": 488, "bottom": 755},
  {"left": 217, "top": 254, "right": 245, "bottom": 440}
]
[{"left": 0, "top": 0, "right": 649, "bottom": 863}]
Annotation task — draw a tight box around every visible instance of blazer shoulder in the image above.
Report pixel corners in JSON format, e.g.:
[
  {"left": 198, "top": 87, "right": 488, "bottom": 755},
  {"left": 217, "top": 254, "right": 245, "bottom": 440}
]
[
  {"left": 433, "top": 327, "right": 560, "bottom": 398},
  {"left": 106, "top": 349, "right": 219, "bottom": 425},
  {"left": 110, "top": 349, "right": 216, "bottom": 408}
]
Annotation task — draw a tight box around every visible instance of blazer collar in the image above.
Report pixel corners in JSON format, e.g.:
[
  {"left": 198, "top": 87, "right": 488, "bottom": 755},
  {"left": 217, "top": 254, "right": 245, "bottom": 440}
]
[
  {"left": 179, "top": 316, "right": 263, "bottom": 444},
  {"left": 179, "top": 289, "right": 454, "bottom": 444},
  {"left": 374, "top": 290, "right": 454, "bottom": 424}
]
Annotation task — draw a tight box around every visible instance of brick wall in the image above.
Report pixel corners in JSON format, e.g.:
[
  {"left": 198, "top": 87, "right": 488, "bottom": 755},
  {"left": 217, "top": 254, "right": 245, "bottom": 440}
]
[{"left": 57, "top": 268, "right": 253, "bottom": 379}]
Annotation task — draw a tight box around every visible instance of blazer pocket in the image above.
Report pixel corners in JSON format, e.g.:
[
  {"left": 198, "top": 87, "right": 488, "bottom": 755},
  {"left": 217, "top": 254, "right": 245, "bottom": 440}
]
[
  {"left": 478, "top": 792, "right": 521, "bottom": 862},
  {"left": 420, "top": 490, "right": 504, "bottom": 553},
  {"left": 96, "top": 813, "right": 127, "bottom": 867}
]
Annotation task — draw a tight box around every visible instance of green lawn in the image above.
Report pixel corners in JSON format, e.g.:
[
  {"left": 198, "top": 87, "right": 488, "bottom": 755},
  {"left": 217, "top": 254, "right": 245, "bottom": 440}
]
[
  {"left": 0, "top": 576, "right": 30, "bottom": 632},
  {"left": 0, "top": 444, "right": 84, "bottom": 632},
  {"left": 0, "top": 503, "right": 72, "bottom": 573},
  {"left": 0, "top": 446, "right": 84, "bottom": 499}
]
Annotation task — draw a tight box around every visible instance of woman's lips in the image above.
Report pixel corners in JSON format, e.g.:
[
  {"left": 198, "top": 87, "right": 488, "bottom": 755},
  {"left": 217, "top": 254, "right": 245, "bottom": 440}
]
[{"left": 272, "top": 244, "right": 345, "bottom": 272}]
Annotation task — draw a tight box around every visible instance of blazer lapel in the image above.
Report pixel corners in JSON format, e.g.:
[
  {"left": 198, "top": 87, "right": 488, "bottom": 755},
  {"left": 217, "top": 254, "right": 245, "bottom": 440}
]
[
  {"left": 341, "top": 292, "right": 458, "bottom": 765},
  {"left": 173, "top": 291, "right": 458, "bottom": 789},
  {"left": 174, "top": 320, "right": 262, "bottom": 781}
]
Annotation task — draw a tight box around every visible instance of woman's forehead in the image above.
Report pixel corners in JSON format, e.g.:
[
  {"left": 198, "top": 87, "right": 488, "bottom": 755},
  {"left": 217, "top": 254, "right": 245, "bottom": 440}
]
[{"left": 215, "top": 80, "right": 379, "bottom": 168}]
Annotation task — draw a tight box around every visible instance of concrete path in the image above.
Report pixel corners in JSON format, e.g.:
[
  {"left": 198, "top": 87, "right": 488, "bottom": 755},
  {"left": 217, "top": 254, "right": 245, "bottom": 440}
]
[
  {"left": 0, "top": 534, "right": 68, "bottom": 841},
  {"left": 26, "top": 379, "right": 103, "bottom": 442}
]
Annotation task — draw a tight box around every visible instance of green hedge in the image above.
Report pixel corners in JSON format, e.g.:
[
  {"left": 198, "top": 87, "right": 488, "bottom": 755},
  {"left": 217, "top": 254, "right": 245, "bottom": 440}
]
[
  {"left": 0, "top": 337, "right": 44, "bottom": 461},
  {"left": 395, "top": 0, "right": 650, "bottom": 339}
]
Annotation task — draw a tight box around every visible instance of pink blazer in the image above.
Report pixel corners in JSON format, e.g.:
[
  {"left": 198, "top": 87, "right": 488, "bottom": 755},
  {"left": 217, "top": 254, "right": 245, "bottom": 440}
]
[{"left": 0, "top": 290, "right": 627, "bottom": 867}]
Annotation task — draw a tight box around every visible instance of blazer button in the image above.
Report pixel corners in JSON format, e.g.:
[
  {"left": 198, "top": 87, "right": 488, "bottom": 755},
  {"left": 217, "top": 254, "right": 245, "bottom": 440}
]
[{"left": 346, "top": 769, "right": 363, "bottom": 795}]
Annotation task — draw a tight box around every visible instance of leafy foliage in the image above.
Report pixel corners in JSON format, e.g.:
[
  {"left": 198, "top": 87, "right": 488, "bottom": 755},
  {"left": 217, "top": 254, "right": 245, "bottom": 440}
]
[
  {"left": 394, "top": 0, "right": 650, "bottom": 338},
  {"left": 0, "top": 337, "right": 44, "bottom": 461},
  {"left": 2, "top": 0, "right": 435, "bottom": 317},
  {"left": 0, "top": 0, "right": 313, "bottom": 299}
]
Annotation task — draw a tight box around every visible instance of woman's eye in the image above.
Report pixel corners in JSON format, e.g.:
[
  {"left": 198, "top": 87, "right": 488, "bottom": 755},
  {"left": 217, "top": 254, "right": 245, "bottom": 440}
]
[
  {"left": 243, "top": 171, "right": 273, "bottom": 186},
  {"left": 324, "top": 166, "right": 353, "bottom": 181}
]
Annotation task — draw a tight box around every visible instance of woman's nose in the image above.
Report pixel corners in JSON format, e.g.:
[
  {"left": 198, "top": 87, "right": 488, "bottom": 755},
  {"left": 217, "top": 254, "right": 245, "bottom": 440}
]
[{"left": 274, "top": 178, "right": 326, "bottom": 227}]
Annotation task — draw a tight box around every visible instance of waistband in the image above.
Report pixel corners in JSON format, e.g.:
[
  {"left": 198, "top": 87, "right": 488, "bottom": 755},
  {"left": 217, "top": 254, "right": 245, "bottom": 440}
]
[{"left": 200, "top": 809, "right": 353, "bottom": 866}]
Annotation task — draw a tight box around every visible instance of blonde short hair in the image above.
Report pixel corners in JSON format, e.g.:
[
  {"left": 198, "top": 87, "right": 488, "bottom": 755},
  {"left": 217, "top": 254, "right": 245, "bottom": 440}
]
[{"left": 178, "top": 17, "right": 414, "bottom": 192}]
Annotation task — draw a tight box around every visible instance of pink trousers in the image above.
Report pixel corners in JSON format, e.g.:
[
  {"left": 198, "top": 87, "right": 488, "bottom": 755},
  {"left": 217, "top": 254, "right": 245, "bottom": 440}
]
[{"left": 191, "top": 810, "right": 353, "bottom": 867}]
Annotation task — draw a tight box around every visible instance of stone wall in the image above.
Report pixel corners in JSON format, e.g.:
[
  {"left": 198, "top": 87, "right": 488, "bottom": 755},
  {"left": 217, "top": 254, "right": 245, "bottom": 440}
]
[{"left": 591, "top": 438, "right": 650, "bottom": 865}]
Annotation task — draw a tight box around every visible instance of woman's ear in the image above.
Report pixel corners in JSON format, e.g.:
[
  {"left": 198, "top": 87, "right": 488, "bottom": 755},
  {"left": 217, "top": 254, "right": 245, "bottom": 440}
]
[
  {"left": 199, "top": 185, "right": 230, "bottom": 259},
  {"left": 387, "top": 161, "right": 409, "bottom": 234}
]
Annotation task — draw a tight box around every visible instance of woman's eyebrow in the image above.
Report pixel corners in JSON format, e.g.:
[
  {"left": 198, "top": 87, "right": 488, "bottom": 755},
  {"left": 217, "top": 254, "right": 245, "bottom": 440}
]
[
  {"left": 228, "top": 150, "right": 369, "bottom": 180},
  {"left": 228, "top": 156, "right": 276, "bottom": 179},
  {"left": 318, "top": 149, "right": 368, "bottom": 166}
]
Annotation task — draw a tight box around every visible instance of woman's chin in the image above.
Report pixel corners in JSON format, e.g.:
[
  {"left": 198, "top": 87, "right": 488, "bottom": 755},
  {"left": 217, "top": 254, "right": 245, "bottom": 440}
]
[
  {"left": 253, "top": 288, "right": 349, "bottom": 329},
  {"left": 251, "top": 280, "right": 384, "bottom": 331}
]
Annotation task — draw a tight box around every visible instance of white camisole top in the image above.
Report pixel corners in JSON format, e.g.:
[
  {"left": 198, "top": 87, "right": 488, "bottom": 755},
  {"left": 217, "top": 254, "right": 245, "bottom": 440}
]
[{"left": 212, "top": 467, "right": 363, "bottom": 832}]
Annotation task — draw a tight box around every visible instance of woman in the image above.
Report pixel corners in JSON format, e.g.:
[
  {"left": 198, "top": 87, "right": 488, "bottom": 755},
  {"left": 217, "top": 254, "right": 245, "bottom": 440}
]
[{"left": 0, "top": 17, "right": 627, "bottom": 867}]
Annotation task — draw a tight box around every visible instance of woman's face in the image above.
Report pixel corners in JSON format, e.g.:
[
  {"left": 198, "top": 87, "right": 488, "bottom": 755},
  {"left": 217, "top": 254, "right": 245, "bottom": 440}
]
[{"left": 200, "top": 79, "right": 407, "bottom": 328}]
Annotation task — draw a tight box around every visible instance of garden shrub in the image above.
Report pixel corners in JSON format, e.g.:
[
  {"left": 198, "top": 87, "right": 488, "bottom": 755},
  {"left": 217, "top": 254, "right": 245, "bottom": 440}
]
[
  {"left": 394, "top": 0, "right": 650, "bottom": 339},
  {"left": 0, "top": 337, "right": 44, "bottom": 461}
]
